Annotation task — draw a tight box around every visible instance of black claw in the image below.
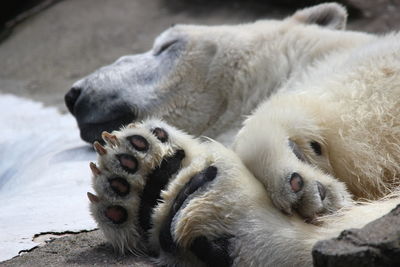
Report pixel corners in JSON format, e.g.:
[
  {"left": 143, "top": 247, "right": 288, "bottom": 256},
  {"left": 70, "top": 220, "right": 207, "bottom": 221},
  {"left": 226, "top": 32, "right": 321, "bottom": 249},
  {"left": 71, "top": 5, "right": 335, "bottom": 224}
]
[
  {"left": 190, "top": 235, "right": 233, "bottom": 267},
  {"left": 105, "top": 205, "right": 128, "bottom": 224},
  {"left": 152, "top": 127, "right": 168, "bottom": 143},
  {"left": 117, "top": 154, "right": 138, "bottom": 174},
  {"left": 109, "top": 177, "right": 130, "bottom": 196},
  {"left": 317, "top": 181, "right": 326, "bottom": 201},
  {"left": 127, "top": 135, "right": 149, "bottom": 152}
]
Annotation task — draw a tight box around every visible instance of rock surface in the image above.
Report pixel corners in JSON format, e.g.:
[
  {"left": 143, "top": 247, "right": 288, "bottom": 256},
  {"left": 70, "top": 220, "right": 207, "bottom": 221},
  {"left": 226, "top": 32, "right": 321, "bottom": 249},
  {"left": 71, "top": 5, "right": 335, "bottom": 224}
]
[
  {"left": 313, "top": 204, "right": 400, "bottom": 267},
  {"left": 1, "top": 230, "right": 153, "bottom": 267}
]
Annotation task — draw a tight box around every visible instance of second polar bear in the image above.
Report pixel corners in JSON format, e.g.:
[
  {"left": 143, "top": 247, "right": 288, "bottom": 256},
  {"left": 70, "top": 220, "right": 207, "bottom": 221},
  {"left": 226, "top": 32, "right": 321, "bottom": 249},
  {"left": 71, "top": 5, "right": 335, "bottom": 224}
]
[{"left": 234, "top": 30, "right": 400, "bottom": 219}]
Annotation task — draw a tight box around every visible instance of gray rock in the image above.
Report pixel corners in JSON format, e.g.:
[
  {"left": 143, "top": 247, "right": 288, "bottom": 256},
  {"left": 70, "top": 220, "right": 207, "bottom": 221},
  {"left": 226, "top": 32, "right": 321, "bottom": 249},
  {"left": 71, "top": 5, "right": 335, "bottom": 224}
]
[
  {"left": 0, "top": 230, "right": 154, "bottom": 267},
  {"left": 313, "top": 204, "right": 400, "bottom": 267}
]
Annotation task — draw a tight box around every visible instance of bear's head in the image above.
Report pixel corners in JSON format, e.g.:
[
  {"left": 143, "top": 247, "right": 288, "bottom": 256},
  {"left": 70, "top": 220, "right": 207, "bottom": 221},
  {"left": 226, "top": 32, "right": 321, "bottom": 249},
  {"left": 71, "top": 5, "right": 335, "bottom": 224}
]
[{"left": 65, "top": 3, "right": 347, "bottom": 143}]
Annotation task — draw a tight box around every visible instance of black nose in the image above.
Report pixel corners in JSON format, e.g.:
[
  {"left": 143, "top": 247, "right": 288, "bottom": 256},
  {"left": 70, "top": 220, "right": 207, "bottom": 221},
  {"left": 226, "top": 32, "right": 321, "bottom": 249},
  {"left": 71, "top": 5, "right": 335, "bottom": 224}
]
[{"left": 65, "top": 87, "right": 82, "bottom": 115}]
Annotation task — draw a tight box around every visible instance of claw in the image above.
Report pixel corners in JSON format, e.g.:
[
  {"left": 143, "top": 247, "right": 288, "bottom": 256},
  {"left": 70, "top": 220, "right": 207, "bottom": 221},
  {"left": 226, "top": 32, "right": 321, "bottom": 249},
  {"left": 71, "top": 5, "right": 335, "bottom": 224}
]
[
  {"left": 87, "top": 192, "right": 100, "bottom": 203},
  {"left": 89, "top": 162, "right": 101, "bottom": 176},
  {"left": 93, "top": 141, "right": 107, "bottom": 155},
  {"left": 102, "top": 131, "right": 119, "bottom": 146}
]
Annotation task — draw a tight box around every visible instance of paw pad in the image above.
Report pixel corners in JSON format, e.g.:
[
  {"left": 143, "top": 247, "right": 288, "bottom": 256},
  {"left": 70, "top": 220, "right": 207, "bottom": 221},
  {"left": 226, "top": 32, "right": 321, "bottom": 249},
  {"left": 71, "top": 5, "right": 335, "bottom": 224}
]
[
  {"left": 152, "top": 127, "right": 168, "bottom": 143},
  {"left": 117, "top": 154, "right": 138, "bottom": 174},
  {"left": 109, "top": 177, "right": 130, "bottom": 196},
  {"left": 127, "top": 135, "right": 149, "bottom": 152},
  {"left": 105, "top": 205, "right": 128, "bottom": 224},
  {"left": 88, "top": 119, "right": 198, "bottom": 255}
]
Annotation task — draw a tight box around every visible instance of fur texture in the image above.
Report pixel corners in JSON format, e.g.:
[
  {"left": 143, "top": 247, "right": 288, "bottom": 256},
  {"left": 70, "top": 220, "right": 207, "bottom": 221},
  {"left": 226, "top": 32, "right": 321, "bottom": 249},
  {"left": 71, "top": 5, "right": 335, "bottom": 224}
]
[
  {"left": 233, "top": 31, "right": 400, "bottom": 217},
  {"left": 88, "top": 118, "right": 399, "bottom": 266},
  {"left": 85, "top": 3, "right": 400, "bottom": 266},
  {"left": 68, "top": 3, "right": 367, "bottom": 145}
]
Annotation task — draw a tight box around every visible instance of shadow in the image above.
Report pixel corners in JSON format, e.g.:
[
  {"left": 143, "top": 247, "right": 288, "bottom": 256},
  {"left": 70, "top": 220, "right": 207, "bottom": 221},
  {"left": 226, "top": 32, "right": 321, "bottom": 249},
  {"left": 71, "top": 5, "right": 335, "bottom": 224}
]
[
  {"left": 0, "top": 0, "right": 62, "bottom": 42},
  {"left": 66, "top": 242, "right": 154, "bottom": 266},
  {"left": 50, "top": 145, "right": 95, "bottom": 163}
]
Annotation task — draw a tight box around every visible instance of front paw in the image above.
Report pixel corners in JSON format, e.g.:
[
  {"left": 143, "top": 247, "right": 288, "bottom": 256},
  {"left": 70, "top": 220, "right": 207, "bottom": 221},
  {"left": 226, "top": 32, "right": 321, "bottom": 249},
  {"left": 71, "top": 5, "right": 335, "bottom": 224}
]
[
  {"left": 270, "top": 171, "right": 352, "bottom": 220},
  {"left": 87, "top": 120, "right": 189, "bottom": 254}
]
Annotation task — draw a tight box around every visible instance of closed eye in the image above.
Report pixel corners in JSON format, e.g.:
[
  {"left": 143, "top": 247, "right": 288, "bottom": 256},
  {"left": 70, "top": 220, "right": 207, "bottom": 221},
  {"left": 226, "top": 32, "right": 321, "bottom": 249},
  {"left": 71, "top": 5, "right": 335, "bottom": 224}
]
[
  {"left": 310, "top": 141, "right": 322, "bottom": 156},
  {"left": 154, "top": 40, "right": 178, "bottom": 56}
]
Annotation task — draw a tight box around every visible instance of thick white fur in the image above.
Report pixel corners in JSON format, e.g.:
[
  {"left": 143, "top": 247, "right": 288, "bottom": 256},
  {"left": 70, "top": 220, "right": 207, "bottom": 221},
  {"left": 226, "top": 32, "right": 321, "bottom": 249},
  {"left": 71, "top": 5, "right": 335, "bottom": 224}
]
[
  {"left": 195, "top": 6, "right": 372, "bottom": 144},
  {"left": 90, "top": 118, "right": 400, "bottom": 266},
  {"left": 75, "top": 3, "right": 375, "bottom": 145},
  {"left": 145, "top": 124, "right": 399, "bottom": 266},
  {"left": 90, "top": 3, "right": 400, "bottom": 266},
  {"left": 233, "top": 20, "right": 400, "bottom": 224}
]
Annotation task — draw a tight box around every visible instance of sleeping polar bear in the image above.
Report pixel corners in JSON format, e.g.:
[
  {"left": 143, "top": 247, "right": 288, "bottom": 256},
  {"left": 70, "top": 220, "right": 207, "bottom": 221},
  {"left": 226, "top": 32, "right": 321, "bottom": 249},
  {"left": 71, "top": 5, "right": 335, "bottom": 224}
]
[
  {"left": 66, "top": 3, "right": 355, "bottom": 145},
  {"left": 84, "top": 3, "right": 400, "bottom": 266}
]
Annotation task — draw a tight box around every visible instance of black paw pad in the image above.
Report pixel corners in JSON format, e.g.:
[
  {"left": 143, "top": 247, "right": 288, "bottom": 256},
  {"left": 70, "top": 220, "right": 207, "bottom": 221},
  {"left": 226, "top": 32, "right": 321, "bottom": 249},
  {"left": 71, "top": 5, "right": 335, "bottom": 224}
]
[
  {"left": 138, "top": 150, "right": 186, "bottom": 234},
  {"left": 117, "top": 154, "right": 138, "bottom": 174},
  {"left": 127, "top": 135, "right": 149, "bottom": 152},
  {"left": 316, "top": 181, "right": 326, "bottom": 201},
  {"left": 172, "top": 166, "right": 217, "bottom": 214},
  {"left": 159, "top": 166, "right": 218, "bottom": 255},
  {"left": 290, "top": 172, "right": 304, "bottom": 193},
  {"left": 190, "top": 236, "right": 233, "bottom": 267},
  {"left": 109, "top": 177, "right": 130, "bottom": 196},
  {"left": 105, "top": 205, "right": 128, "bottom": 224},
  {"left": 152, "top": 127, "right": 168, "bottom": 143}
]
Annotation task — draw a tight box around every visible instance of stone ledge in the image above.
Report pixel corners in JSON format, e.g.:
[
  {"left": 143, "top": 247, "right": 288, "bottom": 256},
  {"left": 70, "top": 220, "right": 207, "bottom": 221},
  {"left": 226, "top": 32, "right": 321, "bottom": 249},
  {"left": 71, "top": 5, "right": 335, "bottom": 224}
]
[{"left": 313, "top": 204, "right": 400, "bottom": 267}]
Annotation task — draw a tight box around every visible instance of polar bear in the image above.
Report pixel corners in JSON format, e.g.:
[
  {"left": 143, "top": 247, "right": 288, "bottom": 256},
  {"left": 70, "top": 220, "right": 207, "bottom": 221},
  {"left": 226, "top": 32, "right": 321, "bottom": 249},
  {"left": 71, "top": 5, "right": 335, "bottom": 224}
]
[
  {"left": 81, "top": 3, "right": 400, "bottom": 266},
  {"left": 87, "top": 119, "right": 398, "bottom": 266},
  {"left": 65, "top": 3, "right": 359, "bottom": 145}
]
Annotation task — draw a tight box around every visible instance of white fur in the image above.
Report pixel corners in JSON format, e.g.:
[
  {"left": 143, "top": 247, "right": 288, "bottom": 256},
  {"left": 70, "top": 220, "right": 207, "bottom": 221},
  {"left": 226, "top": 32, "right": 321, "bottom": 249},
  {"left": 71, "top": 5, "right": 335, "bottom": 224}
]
[
  {"left": 169, "top": 3, "right": 372, "bottom": 144},
  {"left": 89, "top": 117, "right": 399, "bottom": 266},
  {"left": 89, "top": 3, "right": 400, "bottom": 266},
  {"left": 233, "top": 19, "right": 400, "bottom": 233},
  {"left": 72, "top": 3, "right": 370, "bottom": 145}
]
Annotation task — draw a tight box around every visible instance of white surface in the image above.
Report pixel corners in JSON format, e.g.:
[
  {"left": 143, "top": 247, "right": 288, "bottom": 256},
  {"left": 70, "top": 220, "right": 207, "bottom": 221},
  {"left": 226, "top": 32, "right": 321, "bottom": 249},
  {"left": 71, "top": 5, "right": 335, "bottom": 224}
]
[{"left": 0, "top": 94, "right": 97, "bottom": 261}]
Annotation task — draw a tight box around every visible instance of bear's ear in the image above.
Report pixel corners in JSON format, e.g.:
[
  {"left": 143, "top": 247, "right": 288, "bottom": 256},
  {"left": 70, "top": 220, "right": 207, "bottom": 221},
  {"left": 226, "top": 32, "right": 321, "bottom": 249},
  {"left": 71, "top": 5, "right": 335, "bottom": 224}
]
[{"left": 290, "top": 3, "right": 347, "bottom": 30}]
